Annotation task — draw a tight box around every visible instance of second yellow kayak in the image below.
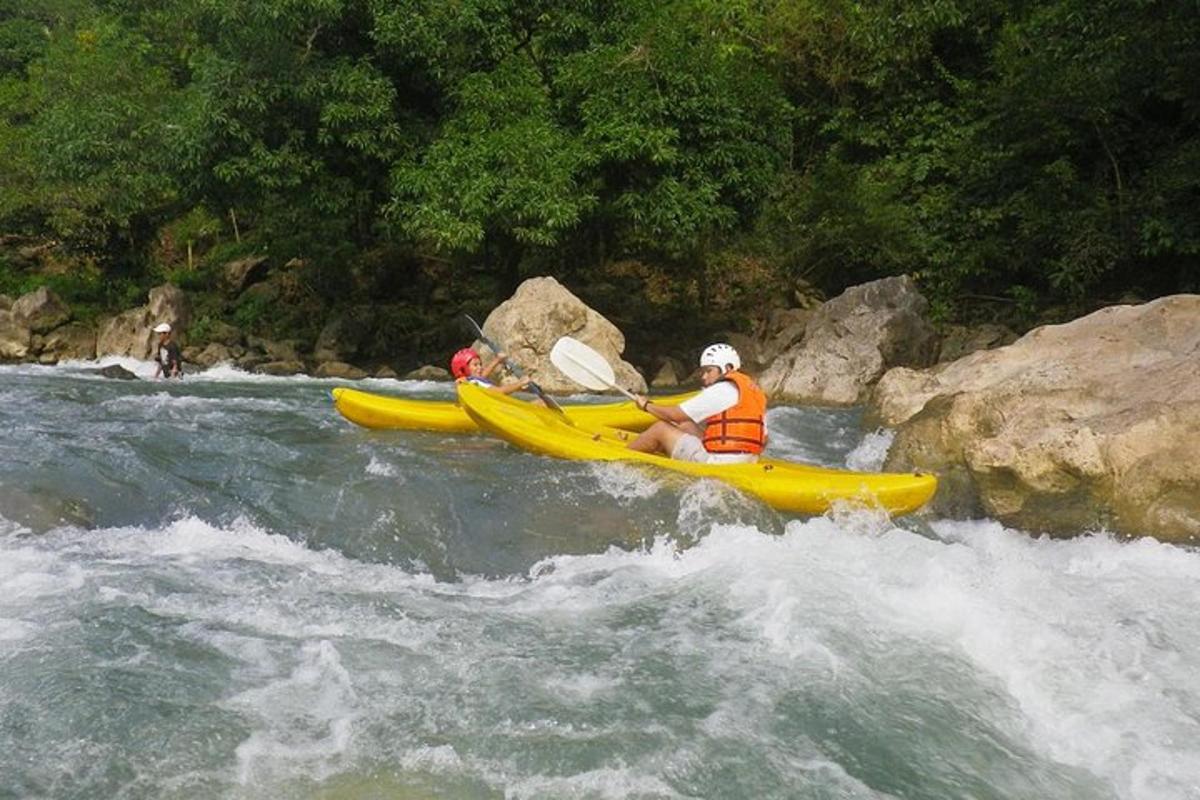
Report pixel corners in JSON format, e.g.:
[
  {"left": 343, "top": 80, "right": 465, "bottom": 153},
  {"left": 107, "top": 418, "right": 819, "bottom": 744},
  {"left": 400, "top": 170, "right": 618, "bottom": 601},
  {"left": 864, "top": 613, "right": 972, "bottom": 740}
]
[
  {"left": 330, "top": 386, "right": 696, "bottom": 433},
  {"left": 457, "top": 382, "right": 938, "bottom": 516}
]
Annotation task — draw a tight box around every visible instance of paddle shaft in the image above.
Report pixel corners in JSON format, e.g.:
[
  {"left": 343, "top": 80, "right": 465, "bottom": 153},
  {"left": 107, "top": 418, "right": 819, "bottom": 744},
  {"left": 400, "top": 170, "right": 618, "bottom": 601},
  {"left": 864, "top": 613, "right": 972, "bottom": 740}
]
[{"left": 463, "top": 315, "right": 564, "bottom": 413}]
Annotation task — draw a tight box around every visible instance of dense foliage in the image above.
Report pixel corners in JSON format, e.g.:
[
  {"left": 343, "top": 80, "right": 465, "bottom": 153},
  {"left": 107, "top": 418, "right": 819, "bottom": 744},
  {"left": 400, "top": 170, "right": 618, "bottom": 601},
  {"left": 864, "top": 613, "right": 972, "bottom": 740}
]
[{"left": 1, "top": 0, "right": 1197, "bottom": 340}]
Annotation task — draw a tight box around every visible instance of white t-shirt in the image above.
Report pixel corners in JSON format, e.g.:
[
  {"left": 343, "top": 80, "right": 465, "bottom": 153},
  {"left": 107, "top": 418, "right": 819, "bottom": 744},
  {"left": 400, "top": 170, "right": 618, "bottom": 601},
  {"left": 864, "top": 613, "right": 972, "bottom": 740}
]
[{"left": 678, "top": 381, "right": 740, "bottom": 424}]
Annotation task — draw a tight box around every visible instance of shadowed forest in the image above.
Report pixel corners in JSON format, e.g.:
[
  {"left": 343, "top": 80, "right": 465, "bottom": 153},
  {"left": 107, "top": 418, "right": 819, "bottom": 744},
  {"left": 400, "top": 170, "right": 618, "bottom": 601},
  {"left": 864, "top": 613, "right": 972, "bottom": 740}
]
[{"left": 1, "top": 0, "right": 1197, "bottom": 362}]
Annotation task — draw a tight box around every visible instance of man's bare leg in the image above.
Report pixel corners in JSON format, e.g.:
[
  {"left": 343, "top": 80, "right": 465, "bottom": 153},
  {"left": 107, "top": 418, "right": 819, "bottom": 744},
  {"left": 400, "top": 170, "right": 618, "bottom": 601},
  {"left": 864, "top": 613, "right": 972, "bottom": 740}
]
[{"left": 627, "top": 421, "right": 687, "bottom": 456}]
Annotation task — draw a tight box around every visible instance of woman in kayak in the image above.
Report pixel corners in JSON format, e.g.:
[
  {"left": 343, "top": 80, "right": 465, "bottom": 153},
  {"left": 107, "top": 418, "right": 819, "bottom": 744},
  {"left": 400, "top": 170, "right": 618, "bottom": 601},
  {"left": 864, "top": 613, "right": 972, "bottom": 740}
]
[
  {"left": 627, "top": 343, "right": 767, "bottom": 464},
  {"left": 450, "top": 347, "right": 532, "bottom": 395}
]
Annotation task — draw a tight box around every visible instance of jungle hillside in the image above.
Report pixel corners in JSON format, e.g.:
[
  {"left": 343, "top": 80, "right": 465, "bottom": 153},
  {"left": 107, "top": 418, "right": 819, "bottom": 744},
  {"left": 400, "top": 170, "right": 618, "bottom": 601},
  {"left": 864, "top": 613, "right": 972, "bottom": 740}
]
[{"left": 1, "top": 0, "right": 1197, "bottom": 365}]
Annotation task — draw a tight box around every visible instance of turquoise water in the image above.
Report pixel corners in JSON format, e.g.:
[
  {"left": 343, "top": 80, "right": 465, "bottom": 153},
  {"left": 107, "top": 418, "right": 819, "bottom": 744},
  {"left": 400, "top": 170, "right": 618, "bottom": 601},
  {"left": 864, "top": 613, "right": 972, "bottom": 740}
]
[{"left": 1, "top": 362, "right": 1197, "bottom": 799}]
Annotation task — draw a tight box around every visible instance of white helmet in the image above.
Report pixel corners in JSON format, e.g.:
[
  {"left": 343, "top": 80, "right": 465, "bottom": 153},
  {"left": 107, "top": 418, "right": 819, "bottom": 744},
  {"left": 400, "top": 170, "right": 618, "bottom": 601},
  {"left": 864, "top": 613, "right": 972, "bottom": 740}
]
[
  {"left": 153, "top": 323, "right": 172, "bottom": 333},
  {"left": 699, "top": 343, "right": 740, "bottom": 372}
]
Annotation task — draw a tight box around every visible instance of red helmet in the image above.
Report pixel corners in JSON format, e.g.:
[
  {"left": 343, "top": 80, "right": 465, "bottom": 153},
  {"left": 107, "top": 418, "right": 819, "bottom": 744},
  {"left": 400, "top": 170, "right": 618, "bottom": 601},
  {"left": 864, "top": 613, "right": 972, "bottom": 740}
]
[{"left": 450, "top": 347, "right": 479, "bottom": 378}]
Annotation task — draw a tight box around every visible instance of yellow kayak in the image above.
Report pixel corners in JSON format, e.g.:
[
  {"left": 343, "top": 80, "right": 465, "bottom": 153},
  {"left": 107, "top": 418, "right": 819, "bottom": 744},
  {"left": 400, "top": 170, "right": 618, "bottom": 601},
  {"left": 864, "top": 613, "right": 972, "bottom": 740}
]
[
  {"left": 330, "top": 386, "right": 696, "bottom": 433},
  {"left": 457, "top": 382, "right": 938, "bottom": 516}
]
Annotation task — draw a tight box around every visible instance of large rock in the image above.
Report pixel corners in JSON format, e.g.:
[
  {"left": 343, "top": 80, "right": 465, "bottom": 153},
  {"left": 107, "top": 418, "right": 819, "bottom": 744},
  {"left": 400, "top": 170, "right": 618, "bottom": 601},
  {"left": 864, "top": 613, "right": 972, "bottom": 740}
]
[
  {"left": 752, "top": 307, "right": 811, "bottom": 368},
  {"left": 254, "top": 360, "right": 306, "bottom": 376},
  {"left": 314, "top": 361, "right": 368, "bottom": 380},
  {"left": 148, "top": 284, "right": 191, "bottom": 332},
  {"left": 405, "top": 365, "right": 451, "bottom": 381},
  {"left": 204, "top": 320, "right": 244, "bottom": 347},
  {"left": 873, "top": 295, "right": 1200, "bottom": 542},
  {"left": 86, "top": 364, "right": 139, "bottom": 380},
  {"left": 481, "top": 276, "right": 646, "bottom": 394},
  {"left": 190, "top": 342, "right": 236, "bottom": 367},
  {"left": 37, "top": 323, "right": 96, "bottom": 363},
  {"left": 97, "top": 284, "right": 190, "bottom": 359},
  {"left": 247, "top": 336, "right": 300, "bottom": 362},
  {"left": 760, "top": 276, "right": 938, "bottom": 404},
  {"left": 11, "top": 286, "right": 70, "bottom": 333},
  {"left": 313, "top": 311, "right": 371, "bottom": 364},
  {"left": 222, "top": 256, "right": 270, "bottom": 295},
  {"left": 0, "top": 310, "right": 32, "bottom": 360},
  {"left": 97, "top": 307, "right": 155, "bottom": 359}
]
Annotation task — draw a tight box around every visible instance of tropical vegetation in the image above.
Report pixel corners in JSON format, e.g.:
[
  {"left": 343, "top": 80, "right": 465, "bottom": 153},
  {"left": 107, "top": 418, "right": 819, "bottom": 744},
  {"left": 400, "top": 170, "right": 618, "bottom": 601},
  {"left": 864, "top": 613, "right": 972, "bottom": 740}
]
[{"left": 1, "top": 0, "right": 1197, "bottom": 359}]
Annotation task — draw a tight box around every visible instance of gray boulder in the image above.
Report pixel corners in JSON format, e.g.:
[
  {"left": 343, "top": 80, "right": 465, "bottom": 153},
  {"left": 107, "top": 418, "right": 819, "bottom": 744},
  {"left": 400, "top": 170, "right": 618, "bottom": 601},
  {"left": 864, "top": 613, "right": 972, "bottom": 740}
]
[
  {"left": 148, "top": 284, "right": 191, "bottom": 333},
  {"left": 874, "top": 294, "right": 1200, "bottom": 542},
  {"left": 404, "top": 365, "right": 451, "bottom": 381},
  {"left": 313, "top": 311, "right": 371, "bottom": 364},
  {"left": 247, "top": 336, "right": 301, "bottom": 362},
  {"left": 190, "top": 342, "right": 236, "bottom": 367},
  {"left": 481, "top": 276, "right": 646, "bottom": 394},
  {"left": 315, "top": 361, "right": 368, "bottom": 380},
  {"left": 97, "top": 284, "right": 191, "bottom": 359},
  {"left": 254, "top": 360, "right": 306, "bottom": 376},
  {"left": 760, "top": 276, "right": 938, "bottom": 404},
  {"left": 37, "top": 323, "right": 96, "bottom": 363},
  {"left": 12, "top": 286, "right": 70, "bottom": 333},
  {"left": 0, "top": 310, "right": 31, "bottom": 360},
  {"left": 97, "top": 307, "right": 155, "bottom": 359},
  {"left": 223, "top": 256, "right": 270, "bottom": 295},
  {"left": 87, "top": 364, "right": 139, "bottom": 380}
]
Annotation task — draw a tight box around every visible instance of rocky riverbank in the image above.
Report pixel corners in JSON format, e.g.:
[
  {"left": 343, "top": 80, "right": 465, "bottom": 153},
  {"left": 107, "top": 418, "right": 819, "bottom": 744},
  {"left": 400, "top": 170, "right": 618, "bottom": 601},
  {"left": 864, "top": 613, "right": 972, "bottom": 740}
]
[{"left": 4, "top": 269, "right": 1197, "bottom": 544}]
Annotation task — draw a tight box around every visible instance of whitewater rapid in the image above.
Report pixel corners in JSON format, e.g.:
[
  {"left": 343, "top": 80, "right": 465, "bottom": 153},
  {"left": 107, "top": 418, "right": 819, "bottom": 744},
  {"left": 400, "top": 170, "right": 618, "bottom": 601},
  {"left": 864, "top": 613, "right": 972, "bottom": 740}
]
[{"left": 1, "top": 361, "right": 1197, "bottom": 799}]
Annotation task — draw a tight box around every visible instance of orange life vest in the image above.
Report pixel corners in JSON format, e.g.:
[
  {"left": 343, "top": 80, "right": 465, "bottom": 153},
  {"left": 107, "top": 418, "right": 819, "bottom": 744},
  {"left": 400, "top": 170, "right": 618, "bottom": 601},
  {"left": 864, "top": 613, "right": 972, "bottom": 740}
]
[{"left": 702, "top": 371, "right": 767, "bottom": 454}]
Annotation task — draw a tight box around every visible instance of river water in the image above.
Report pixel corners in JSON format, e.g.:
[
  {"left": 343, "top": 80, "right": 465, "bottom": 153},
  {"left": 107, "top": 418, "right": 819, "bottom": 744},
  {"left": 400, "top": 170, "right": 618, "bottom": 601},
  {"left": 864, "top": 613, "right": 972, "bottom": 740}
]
[{"left": 1, "top": 362, "right": 1197, "bottom": 800}]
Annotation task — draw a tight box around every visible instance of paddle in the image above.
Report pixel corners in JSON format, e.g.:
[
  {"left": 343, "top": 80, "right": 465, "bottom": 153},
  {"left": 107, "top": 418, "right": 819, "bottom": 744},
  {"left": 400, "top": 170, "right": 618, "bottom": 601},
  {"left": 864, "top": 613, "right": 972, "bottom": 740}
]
[
  {"left": 549, "top": 336, "right": 641, "bottom": 403},
  {"left": 463, "top": 314, "right": 565, "bottom": 414}
]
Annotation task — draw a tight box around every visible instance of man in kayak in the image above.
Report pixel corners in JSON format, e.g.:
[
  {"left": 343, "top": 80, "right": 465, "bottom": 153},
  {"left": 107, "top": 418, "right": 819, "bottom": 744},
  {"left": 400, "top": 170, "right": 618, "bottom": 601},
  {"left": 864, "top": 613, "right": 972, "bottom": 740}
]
[
  {"left": 627, "top": 343, "right": 767, "bottom": 464},
  {"left": 153, "top": 322, "right": 183, "bottom": 379},
  {"left": 451, "top": 347, "right": 532, "bottom": 395}
]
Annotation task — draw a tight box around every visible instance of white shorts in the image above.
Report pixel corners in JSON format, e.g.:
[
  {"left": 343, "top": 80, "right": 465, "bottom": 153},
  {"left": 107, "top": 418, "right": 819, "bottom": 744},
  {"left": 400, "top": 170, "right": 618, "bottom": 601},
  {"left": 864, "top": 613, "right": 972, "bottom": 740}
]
[{"left": 670, "top": 433, "right": 758, "bottom": 465}]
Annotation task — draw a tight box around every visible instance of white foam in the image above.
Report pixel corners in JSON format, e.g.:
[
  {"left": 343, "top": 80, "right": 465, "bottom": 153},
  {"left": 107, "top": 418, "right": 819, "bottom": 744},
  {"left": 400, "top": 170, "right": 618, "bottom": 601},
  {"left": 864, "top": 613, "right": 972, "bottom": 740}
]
[
  {"left": 0, "top": 617, "right": 35, "bottom": 642},
  {"left": 585, "top": 462, "right": 662, "bottom": 501},
  {"left": 504, "top": 764, "right": 679, "bottom": 800},
  {"left": 365, "top": 455, "right": 398, "bottom": 477},
  {"left": 230, "top": 640, "right": 360, "bottom": 785},
  {"left": 397, "top": 744, "right": 463, "bottom": 771},
  {"left": 845, "top": 427, "right": 895, "bottom": 471},
  {"left": 4, "top": 500, "right": 1198, "bottom": 799}
]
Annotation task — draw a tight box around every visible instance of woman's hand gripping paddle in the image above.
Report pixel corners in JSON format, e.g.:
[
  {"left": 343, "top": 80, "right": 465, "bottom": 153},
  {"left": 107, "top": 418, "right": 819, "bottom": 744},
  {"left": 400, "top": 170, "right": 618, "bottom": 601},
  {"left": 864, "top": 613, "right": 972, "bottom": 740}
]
[{"left": 463, "top": 314, "right": 565, "bottom": 415}]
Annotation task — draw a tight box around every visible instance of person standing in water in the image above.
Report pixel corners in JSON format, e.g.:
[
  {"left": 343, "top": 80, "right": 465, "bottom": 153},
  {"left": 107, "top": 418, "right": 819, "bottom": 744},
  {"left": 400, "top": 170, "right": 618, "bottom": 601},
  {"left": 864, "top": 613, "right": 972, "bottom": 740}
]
[
  {"left": 153, "top": 323, "right": 183, "bottom": 379},
  {"left": 627, "top": 343, "right": 767, "bottom": 463}
]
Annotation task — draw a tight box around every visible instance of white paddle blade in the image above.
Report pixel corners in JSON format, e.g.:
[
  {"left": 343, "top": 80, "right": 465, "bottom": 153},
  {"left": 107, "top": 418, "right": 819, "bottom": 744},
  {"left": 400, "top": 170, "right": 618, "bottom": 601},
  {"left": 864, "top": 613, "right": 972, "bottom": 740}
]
[{"left": 550, "top": 336, "right": 618, "bottom": 391}]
